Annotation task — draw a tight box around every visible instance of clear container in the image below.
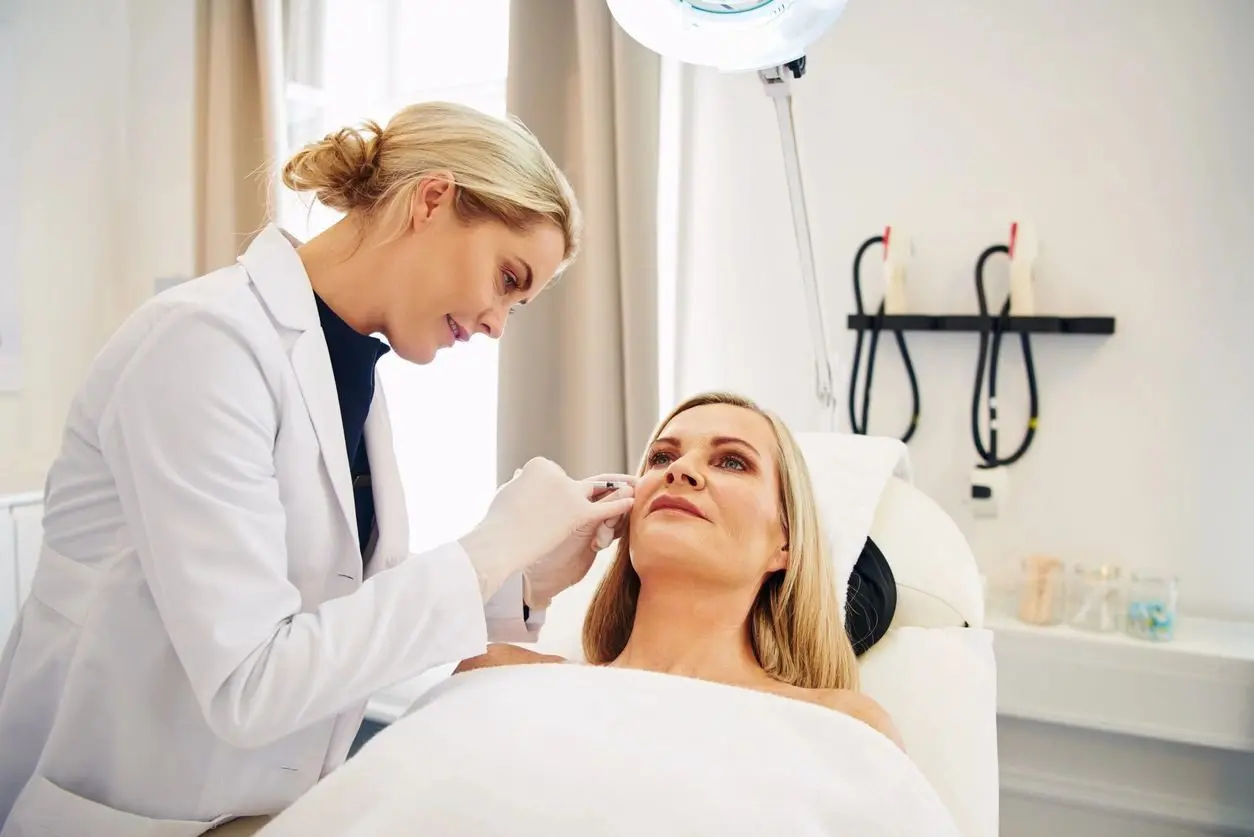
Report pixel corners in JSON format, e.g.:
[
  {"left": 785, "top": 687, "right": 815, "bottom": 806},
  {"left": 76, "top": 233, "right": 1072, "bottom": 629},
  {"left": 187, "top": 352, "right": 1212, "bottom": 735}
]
[
  {"left": 1067, "top": 564, "right": 1124, "bottom": 632},
  {"left": 1124, "top": 574, "right": 1179, "bottom": 642},
  {"left": 1017, "top": 555, "right": 1065, "bottom": 626}
]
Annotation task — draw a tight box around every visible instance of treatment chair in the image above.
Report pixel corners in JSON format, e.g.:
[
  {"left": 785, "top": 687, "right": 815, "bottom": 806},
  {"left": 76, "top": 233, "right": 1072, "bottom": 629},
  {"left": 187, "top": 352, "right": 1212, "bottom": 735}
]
[
  {"left": 537, "top": 433, "right": 999, "bottom": 837},
  {"left": 858, "top": 474, "right": 999, "bottom": 837}
]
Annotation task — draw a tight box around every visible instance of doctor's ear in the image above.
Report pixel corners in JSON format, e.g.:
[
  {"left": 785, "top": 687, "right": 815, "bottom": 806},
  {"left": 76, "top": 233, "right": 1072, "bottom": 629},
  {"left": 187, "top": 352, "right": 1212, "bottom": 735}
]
[{"left": 409, "top": 173, "right": 457, "bottom": 228}]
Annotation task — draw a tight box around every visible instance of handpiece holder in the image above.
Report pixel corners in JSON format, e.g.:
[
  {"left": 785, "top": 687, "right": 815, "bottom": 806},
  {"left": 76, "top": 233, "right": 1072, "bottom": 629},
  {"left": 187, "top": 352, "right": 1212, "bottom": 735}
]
[{"left": 760, "top": 57, "right": 836, "bottom": 416}]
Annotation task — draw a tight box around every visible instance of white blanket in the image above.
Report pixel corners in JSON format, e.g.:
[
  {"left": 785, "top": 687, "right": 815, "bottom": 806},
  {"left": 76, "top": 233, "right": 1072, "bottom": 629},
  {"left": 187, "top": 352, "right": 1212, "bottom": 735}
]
[{"left": 258, "top": 664, "right": 962, "bottom": 836}]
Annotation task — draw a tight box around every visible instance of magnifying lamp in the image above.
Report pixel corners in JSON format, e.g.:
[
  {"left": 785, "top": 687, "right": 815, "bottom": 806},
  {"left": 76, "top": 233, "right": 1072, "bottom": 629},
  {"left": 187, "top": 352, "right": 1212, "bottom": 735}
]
[{"left": 606, "top": 0, "right": 847, "bottom": 420}]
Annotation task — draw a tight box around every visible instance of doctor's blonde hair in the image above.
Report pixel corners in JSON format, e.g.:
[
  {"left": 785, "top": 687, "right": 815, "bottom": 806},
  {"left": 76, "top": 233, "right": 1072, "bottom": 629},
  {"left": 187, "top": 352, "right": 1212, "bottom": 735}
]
[
  {"left": 281, "top": 101, "right": 581, "bottom": 269},
  {"left": 582, "top": 392, "right": 860, "bottom": 692}
]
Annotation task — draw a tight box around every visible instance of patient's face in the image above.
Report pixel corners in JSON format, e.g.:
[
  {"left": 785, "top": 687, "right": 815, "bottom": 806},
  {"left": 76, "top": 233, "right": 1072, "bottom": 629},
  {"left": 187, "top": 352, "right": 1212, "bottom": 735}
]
[{"left": 629, "top": 403, "right": 788, "bottom": 587}]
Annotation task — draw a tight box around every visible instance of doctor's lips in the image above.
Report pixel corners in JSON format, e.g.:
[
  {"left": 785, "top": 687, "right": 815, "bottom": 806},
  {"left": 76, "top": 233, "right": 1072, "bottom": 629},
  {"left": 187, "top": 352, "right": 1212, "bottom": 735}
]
[
  {"left": 648, "top": 494, "right": 706, "bottom": 520},
  {"left": 445, "top": 314, "right": 470, "bottom": 342}
]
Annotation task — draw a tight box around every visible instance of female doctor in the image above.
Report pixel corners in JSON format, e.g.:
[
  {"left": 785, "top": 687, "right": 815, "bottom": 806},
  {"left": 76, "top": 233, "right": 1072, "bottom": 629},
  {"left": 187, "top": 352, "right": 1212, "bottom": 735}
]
[{"left": 0, "top": 101, "right": 634, "bottom": 836}]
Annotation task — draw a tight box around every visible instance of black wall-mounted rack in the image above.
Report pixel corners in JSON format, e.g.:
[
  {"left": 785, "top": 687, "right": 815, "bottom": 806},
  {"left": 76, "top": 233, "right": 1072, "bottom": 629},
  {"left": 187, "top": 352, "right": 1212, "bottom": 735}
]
[{"left": 846, "top": 314, "right": 1116, "bottom": 335}]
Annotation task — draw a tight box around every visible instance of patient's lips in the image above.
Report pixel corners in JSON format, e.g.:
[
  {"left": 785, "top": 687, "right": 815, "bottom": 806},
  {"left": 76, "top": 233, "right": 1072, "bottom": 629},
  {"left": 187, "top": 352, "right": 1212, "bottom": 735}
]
[{"left": 648, "top": 494, "right": 707, "bottom": 521}]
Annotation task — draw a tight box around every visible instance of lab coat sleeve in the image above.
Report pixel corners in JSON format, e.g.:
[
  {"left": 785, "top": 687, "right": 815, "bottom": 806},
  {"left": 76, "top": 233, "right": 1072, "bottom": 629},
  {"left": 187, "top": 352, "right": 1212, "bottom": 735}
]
[
  {"left": 96, "top": 306, "right": 490, "bottom": 750},
  {"left": 483, "top": 572, "right": 545, "bottom": 643}
]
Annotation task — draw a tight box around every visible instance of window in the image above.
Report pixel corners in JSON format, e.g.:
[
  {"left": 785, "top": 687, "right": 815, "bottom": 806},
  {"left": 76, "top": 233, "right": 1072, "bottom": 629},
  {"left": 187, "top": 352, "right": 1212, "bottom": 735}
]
[
  {"left": 656, "top": 56, "right": 683, "bottom": 418},
  {"left": 278, "top": 0, "right": 511, "bottom": 553}
]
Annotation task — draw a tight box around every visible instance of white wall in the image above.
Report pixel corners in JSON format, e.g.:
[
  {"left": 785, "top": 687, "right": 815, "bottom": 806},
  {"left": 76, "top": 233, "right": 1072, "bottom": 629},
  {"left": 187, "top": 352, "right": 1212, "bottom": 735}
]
[
  {"left": 0, "top": 0, "right": 197, "bottom": 495},
  {"left": 674, "top": 0, "right": 1254, "bottom": 623}
]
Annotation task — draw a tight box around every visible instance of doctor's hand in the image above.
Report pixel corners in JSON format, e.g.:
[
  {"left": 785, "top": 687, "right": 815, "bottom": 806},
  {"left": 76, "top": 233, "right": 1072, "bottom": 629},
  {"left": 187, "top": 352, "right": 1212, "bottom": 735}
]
[
  {"left": 458, "top": 458, "right": 636, "bottom": 602},
  {"left": 523, "top": 474, "right": 636, "bottom": 611}
]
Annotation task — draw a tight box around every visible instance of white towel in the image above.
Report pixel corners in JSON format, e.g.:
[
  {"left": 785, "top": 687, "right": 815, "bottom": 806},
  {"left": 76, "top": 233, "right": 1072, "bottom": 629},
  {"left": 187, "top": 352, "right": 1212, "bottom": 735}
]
[
  {"left": 793, "top": 432, "right": 912, "bottom": 621},
  {"left": 257, "top": 664, "right": 961, "bottom": 837}
]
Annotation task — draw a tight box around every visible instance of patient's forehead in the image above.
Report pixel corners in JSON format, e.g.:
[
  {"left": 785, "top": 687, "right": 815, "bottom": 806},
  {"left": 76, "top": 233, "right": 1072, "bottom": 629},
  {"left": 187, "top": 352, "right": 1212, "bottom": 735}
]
[{"left": 658, "top": 404, "right": 778, "bottom": 461}]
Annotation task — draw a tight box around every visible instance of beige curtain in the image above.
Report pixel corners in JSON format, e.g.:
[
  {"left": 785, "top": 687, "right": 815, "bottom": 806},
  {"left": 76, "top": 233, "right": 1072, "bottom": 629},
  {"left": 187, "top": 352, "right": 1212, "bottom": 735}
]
[
  {"left": 194, "top": 0, "right": 280, "bottom": 275},
  {"left": 498, "top": 0, "right": 661, "bottom": 481}
]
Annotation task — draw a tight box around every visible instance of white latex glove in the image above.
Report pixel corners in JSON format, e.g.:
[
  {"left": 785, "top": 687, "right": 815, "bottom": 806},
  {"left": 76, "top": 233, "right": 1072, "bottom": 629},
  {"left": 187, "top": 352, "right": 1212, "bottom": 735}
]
[
  {"left": 522, "top": 473, "right": 637, "bottom": 611},
  {"left": 458, "top": 458, "right": 636, "bottom": 602}
]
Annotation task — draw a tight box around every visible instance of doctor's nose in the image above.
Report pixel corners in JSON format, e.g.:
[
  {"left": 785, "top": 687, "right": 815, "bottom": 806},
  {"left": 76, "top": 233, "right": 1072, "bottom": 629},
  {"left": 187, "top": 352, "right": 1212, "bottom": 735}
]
[
  {"left": 665, "top": 459, "right": 704, "bottom": 490},
  {"left": 478, "top": 305, "right": 509, "bottom": 340}
]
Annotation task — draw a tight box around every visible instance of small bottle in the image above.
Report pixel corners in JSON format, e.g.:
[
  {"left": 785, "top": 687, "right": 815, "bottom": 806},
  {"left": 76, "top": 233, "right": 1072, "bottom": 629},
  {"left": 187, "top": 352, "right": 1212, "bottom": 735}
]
[
  {"left": 1067, "top": 564, "right": 1124, "bottom": 633},
  {"left": 1017, "top": 555, "right": 1065, "bottom": 626},
  {"left": 1125, "top": 574, "right": 1178, "bottom": 642}
]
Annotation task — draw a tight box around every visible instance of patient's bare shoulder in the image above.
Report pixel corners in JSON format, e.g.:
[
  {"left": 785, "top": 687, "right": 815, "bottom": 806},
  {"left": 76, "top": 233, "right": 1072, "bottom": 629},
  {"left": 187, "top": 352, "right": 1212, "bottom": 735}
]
[{"left": 814, "top": 689, "right": 905, "bottom": 751}]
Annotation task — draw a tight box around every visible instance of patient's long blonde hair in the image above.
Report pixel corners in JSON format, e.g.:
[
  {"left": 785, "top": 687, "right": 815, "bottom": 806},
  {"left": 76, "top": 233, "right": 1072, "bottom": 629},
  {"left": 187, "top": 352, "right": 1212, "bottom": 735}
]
[{"left": 582, "top": 392, "right": 860, "bottom": 691}]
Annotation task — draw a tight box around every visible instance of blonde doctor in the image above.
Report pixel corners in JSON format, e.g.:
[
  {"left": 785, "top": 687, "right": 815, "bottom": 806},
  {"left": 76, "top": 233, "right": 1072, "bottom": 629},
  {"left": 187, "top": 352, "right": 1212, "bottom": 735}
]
[{"left": 0, "top": 101, "right": 634, "bottom": 836}]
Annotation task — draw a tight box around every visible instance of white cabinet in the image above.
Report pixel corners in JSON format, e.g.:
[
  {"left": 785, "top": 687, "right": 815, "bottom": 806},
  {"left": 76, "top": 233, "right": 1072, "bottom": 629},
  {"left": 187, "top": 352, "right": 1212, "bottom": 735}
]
[{"left": 0, "top": 492, "right": 42, "bottom": 647}]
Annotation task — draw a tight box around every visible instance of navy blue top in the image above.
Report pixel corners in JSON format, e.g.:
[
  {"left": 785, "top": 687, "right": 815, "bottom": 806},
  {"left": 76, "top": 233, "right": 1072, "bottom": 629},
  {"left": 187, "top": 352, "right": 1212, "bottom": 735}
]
[{"left": 314, "top": 294, "right": 390, "bottom": 559}]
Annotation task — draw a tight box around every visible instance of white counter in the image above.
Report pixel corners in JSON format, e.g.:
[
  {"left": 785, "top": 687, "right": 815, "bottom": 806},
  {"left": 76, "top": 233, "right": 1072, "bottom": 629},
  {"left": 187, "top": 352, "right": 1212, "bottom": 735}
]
[{"left": 988, "top": 611, "right": 1254, "bottom": 751}]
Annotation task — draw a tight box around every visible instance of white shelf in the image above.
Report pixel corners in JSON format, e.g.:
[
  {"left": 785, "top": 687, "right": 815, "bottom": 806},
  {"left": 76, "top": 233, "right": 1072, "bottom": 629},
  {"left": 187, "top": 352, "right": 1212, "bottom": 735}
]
[{"left": 989, "top": 612, "right": 1254, "bottom": 751}]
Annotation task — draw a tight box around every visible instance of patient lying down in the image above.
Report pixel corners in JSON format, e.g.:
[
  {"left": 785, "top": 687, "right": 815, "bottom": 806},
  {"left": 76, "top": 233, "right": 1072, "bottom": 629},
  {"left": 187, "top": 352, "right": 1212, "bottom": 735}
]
[
  {"left": 463, "top": 391, "right": 901, "bottom": 745},
  {"left": 255, "top": 393, "right": 958, "bottom": 837}
]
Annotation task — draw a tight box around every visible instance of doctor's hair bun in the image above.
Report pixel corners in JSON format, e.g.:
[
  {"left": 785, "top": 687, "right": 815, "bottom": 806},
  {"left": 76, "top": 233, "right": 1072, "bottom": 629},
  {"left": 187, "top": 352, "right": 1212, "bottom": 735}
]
[
  {"left": 281, "top": 120, "right": 385, "bottom": 213},
  {"left": 277, "top": 101, "right": 581, "bottom": 269}
]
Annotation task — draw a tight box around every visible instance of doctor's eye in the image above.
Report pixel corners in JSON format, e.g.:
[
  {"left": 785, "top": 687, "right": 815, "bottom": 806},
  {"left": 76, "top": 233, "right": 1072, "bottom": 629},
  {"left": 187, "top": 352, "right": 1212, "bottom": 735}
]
[
  {"left": 501, "top": 269, "right": 520, "bottom": 292},
  {"left": 717, "top": 454, "right": 749, "bottom": 472}
]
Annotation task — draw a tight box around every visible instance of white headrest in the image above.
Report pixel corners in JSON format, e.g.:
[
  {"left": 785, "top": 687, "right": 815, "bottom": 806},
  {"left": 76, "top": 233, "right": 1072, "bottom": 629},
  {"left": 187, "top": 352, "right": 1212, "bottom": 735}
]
[
  {"left": 791, "top": 432, "right": 913, "bottom": 624},
  {"left": 791, "top": 432, "right": 981, "bottom": 630},
  {"left": 870, "top": 477, "right": 984, "bottom": 630}
]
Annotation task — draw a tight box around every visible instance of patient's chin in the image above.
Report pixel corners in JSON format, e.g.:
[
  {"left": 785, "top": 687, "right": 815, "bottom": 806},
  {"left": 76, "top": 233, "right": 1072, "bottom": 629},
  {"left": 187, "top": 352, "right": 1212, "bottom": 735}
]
[
  {"left": 628, "top": 523, "right": 726, "bottom": 581},
  {"left": 633, "top": 512, "right": 706, "bottom": 541}
]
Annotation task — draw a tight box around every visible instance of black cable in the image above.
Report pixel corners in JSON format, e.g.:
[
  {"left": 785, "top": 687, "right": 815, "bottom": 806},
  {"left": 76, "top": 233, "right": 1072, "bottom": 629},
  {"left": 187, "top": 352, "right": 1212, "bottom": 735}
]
[
  {"left": 848, "top": 235, "right": 921, "bottom": 443},
  {"left": 971, "top": 244, "right": 1039, "bottom": 468}
]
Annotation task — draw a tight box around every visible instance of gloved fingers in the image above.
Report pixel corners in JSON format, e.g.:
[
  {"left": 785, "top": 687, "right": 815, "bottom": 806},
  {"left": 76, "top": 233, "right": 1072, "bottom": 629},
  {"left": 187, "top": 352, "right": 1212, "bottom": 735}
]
[
  {"left": 593, "top": 514, "right": 629, "bottom": 549},
  {"left": 581, "top": 495, "right": 635, "bottom": 525},
  {"left": 589, "top": 486, "right": 634, "bottom": 509},
  {"left": 593, "top": 521, "right": 615, "bottom": 551}
]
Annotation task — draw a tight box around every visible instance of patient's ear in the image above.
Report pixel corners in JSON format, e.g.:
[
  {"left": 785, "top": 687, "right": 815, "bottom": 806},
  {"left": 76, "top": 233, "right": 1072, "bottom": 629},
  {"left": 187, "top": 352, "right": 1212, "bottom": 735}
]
[
  {"left": 767, "top": 513, "right": 790, "bottom": 572},
  {"left": 766, "top": 541, "right": 789, "bottom": 572}
]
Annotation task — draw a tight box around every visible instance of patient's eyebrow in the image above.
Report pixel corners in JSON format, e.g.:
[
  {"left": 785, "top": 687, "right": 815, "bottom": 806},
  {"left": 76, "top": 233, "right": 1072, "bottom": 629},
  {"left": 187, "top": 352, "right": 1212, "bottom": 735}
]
[
  {"left": 711, "top": 436, "right": 759, "bottom": 456},
  {"left": 654, "top": 435, "right": 760, "bottom": 457}
]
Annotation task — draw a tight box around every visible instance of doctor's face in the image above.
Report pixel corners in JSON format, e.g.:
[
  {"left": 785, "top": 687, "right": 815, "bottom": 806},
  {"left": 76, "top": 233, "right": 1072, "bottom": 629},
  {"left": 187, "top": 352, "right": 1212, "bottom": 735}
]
[
  {"left": 377, "top": 178, "right": 566, "bottom": 364},
  {"left": 628, "top": 403, "right": 790, "bottom": 591}
]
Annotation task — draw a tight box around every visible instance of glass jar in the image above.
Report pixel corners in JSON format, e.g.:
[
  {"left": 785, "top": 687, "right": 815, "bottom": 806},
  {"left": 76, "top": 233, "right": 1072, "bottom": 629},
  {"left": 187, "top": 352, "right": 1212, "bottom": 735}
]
[
  {"left": 1067, "top": 564, "right": 1124, "bottom": 632},
  {"left": 1017, "top": 555, "right": 1065, "bottom": 626},
  {"left": 1124, "top": 574, "right": 1178, "bottom": 642}
]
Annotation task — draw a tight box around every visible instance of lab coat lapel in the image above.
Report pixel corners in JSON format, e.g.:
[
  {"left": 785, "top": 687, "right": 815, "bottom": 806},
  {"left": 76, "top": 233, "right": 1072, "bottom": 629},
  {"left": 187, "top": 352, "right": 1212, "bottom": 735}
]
[
  {"left": 238, "top": 225, "right": 359, "bottom": 548},
  {"left": 290, "top": 334, "right": 359, "bottom": 548},
  {"left": 363, "top": 374, "right": 409, "bottom": 573}
]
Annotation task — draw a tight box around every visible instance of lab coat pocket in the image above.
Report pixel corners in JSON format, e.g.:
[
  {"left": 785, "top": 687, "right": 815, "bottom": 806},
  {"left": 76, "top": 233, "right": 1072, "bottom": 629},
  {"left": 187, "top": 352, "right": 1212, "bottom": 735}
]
[{"left": 3, "top": 774, "right": 230, "bottom": 837}]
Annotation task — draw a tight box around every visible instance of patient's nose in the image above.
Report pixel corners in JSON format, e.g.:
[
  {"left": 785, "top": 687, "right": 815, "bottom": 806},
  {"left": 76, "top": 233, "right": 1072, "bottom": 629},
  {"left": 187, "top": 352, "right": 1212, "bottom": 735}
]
[{"left": 665, "top": 460, "right": 703, "bottom": 489}]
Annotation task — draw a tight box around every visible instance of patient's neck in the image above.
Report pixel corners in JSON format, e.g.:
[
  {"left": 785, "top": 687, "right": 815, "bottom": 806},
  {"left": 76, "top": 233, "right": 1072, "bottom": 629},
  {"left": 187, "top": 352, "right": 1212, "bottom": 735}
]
[{"left": 612, "top": 576, "right": 763, "bottom": 686}]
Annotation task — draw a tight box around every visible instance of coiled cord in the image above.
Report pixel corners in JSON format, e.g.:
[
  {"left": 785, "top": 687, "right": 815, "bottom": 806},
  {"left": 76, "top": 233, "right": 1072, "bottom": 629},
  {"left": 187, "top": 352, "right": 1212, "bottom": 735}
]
[
  {"left": 848, "top": 235, "right": 921, "bottom": 443},
  {"left": 971, "top": 243, "right": 1039, "bottom": 468}
]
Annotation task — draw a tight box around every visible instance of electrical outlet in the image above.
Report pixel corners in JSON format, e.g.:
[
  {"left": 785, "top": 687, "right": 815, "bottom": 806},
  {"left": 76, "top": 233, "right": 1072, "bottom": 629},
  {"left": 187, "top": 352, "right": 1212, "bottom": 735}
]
[{"left": 971, "top": 466, "right": 1009, "bottom": 518}]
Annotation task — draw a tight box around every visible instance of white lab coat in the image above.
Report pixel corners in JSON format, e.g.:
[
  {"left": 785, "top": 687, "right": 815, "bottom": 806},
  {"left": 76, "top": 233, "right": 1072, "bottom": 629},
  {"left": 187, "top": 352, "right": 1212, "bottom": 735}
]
[{"left": 0, "top": 225, "right": 542, "bottom": 836}]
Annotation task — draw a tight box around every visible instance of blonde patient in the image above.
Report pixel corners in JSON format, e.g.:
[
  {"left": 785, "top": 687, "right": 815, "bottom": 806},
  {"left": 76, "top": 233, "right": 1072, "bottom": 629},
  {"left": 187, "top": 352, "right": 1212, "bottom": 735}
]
[{"left": 462, "top": 391, "right": 903, "bottom": 749}]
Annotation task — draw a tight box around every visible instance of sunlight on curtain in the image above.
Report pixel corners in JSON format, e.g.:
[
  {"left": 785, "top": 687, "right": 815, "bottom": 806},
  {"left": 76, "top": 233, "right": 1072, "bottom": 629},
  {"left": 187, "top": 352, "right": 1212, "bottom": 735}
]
[{"left": 278, "top": 0, "right": 510, "bottom": 554}]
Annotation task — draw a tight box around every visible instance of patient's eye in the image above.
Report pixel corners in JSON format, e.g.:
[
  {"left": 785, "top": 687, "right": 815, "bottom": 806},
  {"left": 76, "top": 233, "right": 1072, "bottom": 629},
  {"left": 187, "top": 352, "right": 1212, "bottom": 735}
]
[
  {"left": 717, "top": 454, "right": 749, "bottom": 472},
  {"left": 646, "top": 449, "right": 674, "bottom": 468}
]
